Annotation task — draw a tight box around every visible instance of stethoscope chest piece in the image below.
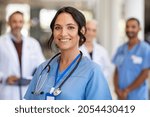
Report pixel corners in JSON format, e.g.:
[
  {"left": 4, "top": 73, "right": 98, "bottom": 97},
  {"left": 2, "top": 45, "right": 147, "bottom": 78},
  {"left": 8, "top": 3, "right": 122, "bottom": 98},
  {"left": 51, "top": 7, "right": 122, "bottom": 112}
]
[{"left": 53, "top": 88, "right": 62, "bottom": 96}]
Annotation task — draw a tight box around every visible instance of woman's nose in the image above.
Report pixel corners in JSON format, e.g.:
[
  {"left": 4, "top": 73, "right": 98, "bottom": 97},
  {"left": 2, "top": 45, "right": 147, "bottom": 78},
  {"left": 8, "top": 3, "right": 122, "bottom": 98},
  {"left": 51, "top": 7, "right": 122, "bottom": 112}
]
[{"left": 60, "top": 28, "right": 68, "bottom": 36}]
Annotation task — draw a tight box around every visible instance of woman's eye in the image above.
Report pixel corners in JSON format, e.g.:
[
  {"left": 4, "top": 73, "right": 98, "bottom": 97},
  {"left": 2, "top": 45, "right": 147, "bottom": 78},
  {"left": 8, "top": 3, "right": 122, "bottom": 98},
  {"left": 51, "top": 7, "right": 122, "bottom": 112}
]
[
  {"left": 68, "top": 26, "right": 75, "bottom": 30},
  {"left": 54, "top": 26, "right": 61, "bottom": 30}
]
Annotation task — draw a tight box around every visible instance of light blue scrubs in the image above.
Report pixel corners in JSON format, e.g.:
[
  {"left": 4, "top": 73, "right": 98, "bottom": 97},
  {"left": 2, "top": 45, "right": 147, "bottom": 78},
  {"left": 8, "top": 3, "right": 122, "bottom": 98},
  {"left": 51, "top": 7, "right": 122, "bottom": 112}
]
[
  {"left": 24, "top": 55, "right": 112, "bottom": 100},
  {"left": 113, "top": 41, "right": 150, "bottom": 100}
]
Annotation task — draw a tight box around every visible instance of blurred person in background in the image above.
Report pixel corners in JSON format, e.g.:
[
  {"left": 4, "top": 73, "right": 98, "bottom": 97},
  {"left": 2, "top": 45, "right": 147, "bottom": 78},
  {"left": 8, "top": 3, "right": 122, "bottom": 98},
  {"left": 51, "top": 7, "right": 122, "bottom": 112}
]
[
  {"left": 0, "top": 11, "right": 45, "bottom": 100},
  {"left": 112, "top": 18, "right": 150, "bottom": 100},
  {"left": 80, "top": 20, "right": 112, "bottom": 79}
]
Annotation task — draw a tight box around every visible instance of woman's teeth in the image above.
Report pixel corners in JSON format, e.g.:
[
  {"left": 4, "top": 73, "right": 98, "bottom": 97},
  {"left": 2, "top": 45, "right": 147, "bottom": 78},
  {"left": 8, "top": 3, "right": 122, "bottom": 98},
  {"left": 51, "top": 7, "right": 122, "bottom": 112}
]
[{"left": 59, "top": 39, "right": 70, "bottom": 42}]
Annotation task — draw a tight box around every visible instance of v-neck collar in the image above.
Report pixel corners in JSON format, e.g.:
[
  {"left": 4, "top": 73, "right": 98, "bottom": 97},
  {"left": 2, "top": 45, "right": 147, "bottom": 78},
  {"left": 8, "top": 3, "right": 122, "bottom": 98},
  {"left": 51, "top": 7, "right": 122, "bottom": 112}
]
[{"left": 126, "top": 41, "right": 141, "bottom": 53}]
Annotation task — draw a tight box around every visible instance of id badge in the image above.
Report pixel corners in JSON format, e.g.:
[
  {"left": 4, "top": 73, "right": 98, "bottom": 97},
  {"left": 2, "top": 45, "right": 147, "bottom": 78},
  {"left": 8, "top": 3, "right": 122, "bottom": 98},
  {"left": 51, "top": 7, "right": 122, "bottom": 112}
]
[
  {"left": 45, "top": 93, "right": 55, "bottom": 100},
  {"left": 131, "top": 55, "right": 143, "bottom": 64}
]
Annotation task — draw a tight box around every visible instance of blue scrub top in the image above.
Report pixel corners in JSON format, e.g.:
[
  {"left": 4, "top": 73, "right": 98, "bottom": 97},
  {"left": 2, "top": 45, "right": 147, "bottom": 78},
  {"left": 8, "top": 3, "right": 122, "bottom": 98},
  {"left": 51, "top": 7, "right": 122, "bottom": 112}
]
[
  {"left": 113, "top": 41, "right": 150, "bottom": 100},
  {"left": 24, "top": 55, "right": 112, "bottom": 100}
]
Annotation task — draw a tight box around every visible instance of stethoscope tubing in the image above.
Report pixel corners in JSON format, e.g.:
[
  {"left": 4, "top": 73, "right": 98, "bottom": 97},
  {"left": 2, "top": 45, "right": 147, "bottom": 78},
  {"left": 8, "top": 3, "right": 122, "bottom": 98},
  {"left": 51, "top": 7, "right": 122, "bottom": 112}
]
[
  {"left": 32, "top": 51, "right": 82, "bottom": 95},
  {"left": 58, "top": 51, "right": 82, "bottom": 89}
]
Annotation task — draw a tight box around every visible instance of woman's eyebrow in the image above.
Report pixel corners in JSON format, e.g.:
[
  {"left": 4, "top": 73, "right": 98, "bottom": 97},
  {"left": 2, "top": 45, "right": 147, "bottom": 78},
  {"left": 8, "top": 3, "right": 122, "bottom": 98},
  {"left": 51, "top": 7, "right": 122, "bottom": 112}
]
[
  {"left": 55, "top": 23, "right": 76, "bottom": 25},
  {"left": 54, "top": 24, "right": 61, "bottom": 26},
  {"left": 66, "top": 23, "right": 77, "bottom": 26}
]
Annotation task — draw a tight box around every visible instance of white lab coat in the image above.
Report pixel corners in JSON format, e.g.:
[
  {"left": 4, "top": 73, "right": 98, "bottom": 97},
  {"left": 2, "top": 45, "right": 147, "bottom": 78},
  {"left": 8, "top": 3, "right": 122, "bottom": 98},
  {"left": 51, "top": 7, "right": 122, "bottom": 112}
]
[
  {"left": 80, "top": 41, "right": 112, "bottom": 79},
  {"left": 0, "top": 33, "right": 45, "bottom": 99}
]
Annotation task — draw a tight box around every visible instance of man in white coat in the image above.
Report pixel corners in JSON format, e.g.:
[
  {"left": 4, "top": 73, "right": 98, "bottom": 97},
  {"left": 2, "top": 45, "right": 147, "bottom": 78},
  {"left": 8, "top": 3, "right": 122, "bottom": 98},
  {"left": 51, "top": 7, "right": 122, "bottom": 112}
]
[
  {"left": 80, "top": 20, "right": 111, "bottom": 79},
  {"left": 0, "top": 11, "right": 45, "bottom": 99}
]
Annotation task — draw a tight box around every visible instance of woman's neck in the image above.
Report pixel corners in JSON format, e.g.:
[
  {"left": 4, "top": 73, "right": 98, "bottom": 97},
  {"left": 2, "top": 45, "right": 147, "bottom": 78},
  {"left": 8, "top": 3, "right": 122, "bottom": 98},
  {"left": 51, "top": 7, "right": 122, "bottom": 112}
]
[{"left": 59, "top": 49, "right": 80, "bottom": 71}]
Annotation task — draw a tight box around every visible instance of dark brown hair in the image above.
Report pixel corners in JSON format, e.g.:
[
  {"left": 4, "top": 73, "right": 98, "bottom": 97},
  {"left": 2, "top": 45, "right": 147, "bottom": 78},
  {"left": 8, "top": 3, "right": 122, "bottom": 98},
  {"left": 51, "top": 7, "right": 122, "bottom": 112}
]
[
  {"left": 48, "top": 6, "right": 86, "bottom": 50},
  {"left": 126, "top": 17, "right": 140, "bottom": 26}
]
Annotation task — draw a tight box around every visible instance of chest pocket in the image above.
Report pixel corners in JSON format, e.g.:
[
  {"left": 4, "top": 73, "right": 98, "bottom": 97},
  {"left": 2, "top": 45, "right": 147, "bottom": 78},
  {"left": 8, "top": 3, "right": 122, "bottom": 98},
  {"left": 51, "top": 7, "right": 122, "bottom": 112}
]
[
  {"left": 131, "top": 55, "right": 143, "bottom": 64},
  {"left": 129, "top": 55, "right": 143, "bottom": 72}
]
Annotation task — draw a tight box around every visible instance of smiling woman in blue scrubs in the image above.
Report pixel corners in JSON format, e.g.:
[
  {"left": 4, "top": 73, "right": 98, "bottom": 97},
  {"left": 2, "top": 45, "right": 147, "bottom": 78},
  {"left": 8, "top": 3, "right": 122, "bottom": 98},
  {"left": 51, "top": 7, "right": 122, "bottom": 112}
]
[
  {"left": 113, "top": 18, "right": 150, "bottom": 100},
  {"left": 24, "top": 6, "right": 112, "bottom": 100}
]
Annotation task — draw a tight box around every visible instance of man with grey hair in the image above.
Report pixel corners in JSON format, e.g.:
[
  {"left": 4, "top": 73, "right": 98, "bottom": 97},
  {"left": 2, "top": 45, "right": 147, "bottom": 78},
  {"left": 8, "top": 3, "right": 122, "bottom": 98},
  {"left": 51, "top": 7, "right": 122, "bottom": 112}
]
[
  {"left": 0, "top": 11, "right": 45, "bottom": 100},
  {"left": 80, "top": 19, "right": 111, "bottom": 79}
]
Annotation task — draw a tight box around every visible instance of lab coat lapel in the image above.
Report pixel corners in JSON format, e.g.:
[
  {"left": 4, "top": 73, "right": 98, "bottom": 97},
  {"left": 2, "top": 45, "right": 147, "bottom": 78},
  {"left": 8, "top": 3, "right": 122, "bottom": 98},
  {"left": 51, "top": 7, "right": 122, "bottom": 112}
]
[
  {"left": 6, "top": 35, "right": 20, "bottom": 74},
  {"left": 92, "top": 41, "right": 97, "bottom": 61},
  {"left": 21, "top": 36, "right": 28, "bottom": 77},
  {"left": 80, "top": 45, "right": 91, "bottom": 60}
]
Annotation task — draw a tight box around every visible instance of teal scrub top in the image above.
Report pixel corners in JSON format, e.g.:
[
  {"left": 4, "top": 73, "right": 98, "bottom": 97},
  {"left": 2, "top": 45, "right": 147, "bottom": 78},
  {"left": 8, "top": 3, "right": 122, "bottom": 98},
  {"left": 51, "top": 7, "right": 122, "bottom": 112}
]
[
  {"left": 113, "top": 41, "right": 150, "bottom": 100},
  {"left": 24, "top": 55, "right": 112, "bottom": 100}
]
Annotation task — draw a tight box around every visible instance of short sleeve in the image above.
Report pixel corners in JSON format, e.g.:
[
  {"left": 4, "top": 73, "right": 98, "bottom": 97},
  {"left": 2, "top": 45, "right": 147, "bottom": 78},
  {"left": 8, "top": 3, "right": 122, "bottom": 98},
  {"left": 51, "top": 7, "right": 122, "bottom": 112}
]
[
  {"left": 85, "top": 64, "right": 112, "bottom": 100},
  {"left": 141, "top": 45, "right": 150, "bottom": 69}
]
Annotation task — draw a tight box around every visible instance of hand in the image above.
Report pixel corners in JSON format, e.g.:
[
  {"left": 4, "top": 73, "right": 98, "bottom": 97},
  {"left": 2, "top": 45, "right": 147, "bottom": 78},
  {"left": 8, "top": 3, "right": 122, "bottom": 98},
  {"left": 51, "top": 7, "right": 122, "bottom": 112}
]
[
  {"left": 115, "top": 88, "right": 123, "bottom": 99},
  {"left": 6, "top": 76, "right": 19, "bottom": 85},
  {"left": 115, "top": 89, "right": 123, "bottom": 100},
  {"left": 118, "top": 89, "right": 129, "bottom": 100}
]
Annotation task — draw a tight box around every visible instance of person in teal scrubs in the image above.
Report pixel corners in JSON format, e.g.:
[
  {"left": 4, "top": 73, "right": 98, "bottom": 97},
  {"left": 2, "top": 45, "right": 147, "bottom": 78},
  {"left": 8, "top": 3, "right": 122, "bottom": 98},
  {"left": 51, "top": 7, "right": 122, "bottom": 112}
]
[
  {"left": 113, "top": 18, "right": 150, "bottom": 100},
  {"left": 24, "top": 6, "right": 112, "bottom": 100}
]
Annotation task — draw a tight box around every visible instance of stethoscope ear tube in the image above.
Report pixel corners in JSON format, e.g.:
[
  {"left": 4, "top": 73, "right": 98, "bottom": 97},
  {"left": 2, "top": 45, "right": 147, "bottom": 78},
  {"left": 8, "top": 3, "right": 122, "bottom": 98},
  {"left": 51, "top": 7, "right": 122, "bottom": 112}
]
[
  {"left": 42, "top": 52, "right": 61, "bottom": 73},
  {"left": 31, "top": 52, "right": 61, "bottom": 95}
]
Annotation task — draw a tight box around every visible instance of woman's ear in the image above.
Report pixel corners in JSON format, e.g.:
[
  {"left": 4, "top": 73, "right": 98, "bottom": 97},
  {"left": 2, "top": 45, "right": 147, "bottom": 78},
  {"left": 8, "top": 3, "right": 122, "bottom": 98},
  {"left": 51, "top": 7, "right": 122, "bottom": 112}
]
[{"left": 80, "top": 26, "right": 86, "bottom": 35}]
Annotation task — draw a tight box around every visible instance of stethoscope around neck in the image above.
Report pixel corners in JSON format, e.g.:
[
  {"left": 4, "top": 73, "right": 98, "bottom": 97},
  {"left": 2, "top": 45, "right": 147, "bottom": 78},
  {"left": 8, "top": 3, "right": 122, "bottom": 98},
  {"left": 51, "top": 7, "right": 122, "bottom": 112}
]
[{"left": 31, "top": 51, "right": 83, "bottom": 96}]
